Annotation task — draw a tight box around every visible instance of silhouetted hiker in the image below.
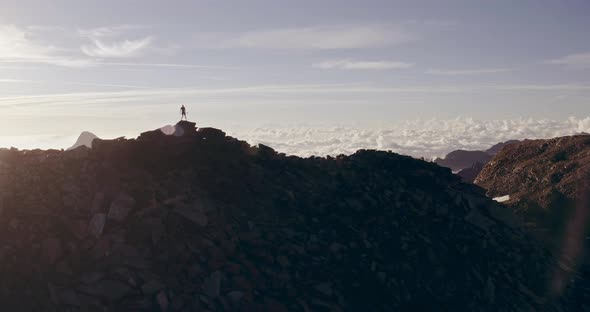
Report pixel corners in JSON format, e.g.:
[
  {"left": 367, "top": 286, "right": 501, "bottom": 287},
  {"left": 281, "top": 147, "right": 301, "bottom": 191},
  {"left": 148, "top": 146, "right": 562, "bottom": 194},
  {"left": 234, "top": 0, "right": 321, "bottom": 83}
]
[{"left": 180, "top": 105, "right": 187, "bottom": 121}]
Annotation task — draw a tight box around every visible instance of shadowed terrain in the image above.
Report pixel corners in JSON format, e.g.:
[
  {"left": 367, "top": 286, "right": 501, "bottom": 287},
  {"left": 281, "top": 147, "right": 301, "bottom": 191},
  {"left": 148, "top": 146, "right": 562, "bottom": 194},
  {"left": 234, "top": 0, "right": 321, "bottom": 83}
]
[{"left": 0, "top": 121, "right": 580, "bottom": 311}]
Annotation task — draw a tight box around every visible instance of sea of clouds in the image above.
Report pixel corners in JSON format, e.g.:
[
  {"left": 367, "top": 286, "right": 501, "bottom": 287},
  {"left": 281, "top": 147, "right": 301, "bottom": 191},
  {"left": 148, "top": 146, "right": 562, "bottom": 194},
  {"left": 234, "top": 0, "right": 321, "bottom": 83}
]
[
  {"left": 227, "top": 117, "right": 590, "bottom": 159},
  {"left": 3, "top": 117, "right": 589, "bottom": 159}
]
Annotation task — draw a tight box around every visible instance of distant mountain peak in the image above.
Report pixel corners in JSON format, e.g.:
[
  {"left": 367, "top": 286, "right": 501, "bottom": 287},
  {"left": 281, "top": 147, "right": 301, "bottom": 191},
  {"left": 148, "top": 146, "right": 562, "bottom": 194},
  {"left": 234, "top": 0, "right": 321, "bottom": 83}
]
[{"left": 68, "top": 131, "right": 99, "bottom": 150}]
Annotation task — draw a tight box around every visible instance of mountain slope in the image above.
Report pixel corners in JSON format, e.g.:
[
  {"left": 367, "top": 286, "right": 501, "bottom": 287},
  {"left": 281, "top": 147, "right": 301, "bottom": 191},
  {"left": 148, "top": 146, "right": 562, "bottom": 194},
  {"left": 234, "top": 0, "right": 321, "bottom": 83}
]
[
  {"left": 485, "top": 140, "right": 521, "bottom": 156},
  {"left": 475, "top": 135, "right": 590, "bottom": 204},
  {"left": 475, "top": 134, "right": 590, "bottom": 247},
  {"left": 0, "top": 121, "right": 576, "bottom": 311},
  {"left": 475, "top": 135, "right": 590, "bottom": 308}
]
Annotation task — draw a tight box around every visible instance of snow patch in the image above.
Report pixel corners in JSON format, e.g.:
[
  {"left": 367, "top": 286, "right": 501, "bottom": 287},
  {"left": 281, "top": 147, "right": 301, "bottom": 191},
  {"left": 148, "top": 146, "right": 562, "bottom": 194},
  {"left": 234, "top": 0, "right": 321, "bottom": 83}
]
[{"left": 493, "top": 195, "right": 510, "bottom": 202}]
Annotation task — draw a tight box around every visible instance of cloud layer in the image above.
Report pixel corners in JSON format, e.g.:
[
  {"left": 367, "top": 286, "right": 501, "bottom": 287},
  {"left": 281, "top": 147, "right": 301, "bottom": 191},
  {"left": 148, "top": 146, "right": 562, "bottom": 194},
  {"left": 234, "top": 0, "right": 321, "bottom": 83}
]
[{"left": 228, "top": 117, "right": 590, "bottom": 158}]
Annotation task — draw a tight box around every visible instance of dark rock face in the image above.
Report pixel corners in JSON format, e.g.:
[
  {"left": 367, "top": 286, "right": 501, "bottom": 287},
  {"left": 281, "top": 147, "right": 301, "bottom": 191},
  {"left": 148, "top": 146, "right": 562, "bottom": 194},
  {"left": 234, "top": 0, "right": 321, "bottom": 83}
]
[
  {"left": 475, "top": 135, "right": 590, "bottom": 306},
  {"left": 0, "top": 122, "right": 579, "bottom": 311},
  {"left": 69, "top": 131, "right": 100, "bottom": 150},
  {"left": 457, "top": 162, "right": 486, "bottom": 183},
  {"left": 435, "top": 150, "right": 492, "bottom": 172}
]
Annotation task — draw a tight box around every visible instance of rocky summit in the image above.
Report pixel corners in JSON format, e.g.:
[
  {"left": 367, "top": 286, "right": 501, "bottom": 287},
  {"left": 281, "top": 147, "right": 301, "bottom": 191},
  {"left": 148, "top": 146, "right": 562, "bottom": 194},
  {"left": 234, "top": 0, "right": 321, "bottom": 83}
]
[{"left": 0, "top": 121, "right": 578, "bottom": 311}]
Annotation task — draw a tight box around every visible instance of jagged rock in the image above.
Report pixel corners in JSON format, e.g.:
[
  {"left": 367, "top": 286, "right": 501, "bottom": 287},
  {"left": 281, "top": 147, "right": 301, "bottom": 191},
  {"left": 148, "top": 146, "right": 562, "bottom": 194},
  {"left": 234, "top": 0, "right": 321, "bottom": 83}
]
[
  {"left": 79, "top": 272, "right": 104, "bottom": 284},
  {"left": 203, "top": 271, "right": 222, "bottom": 298},
  {"left": 88, "top": 213, "right": 106, "bottom": 238},
  {"left": 42, "top": 238, "right": 62, "bottom": 265},
  {"left": 58, "top": 289, "right": 80, "bottom": 306},
  {"left": 78, "top": 279, "right": 131, "bottom": 301},
  {"left": 157, "top": 291, "right": 169, "bottom": 311},
  {"left": 314, "top": 283, "right": 333, "bottom": 297},
  {"left": 174, "top": 204, "right": 208, "bottom": 227},
  {"left": 226, "top": 291, "right": 244, "bottom": 304},
  {"left": 108, "top": 193, "right": 136, "bottom": 221},
  {"left": 141, "top": 280, "right": 165, "bottom": 295}
]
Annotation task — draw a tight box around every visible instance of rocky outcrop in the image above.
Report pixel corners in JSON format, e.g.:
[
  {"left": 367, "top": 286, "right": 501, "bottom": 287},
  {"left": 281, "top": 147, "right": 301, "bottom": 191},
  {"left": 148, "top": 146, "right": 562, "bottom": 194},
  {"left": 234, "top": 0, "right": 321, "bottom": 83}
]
[
  {"left": 475, "top": 135, "right": 590, "bottom": 307},
  {"left": 475, "top": 135, "right": 590, "bottom": 242},
  {"left": 475, "top": 135, "right": 590, "bottom": 205},
  {"left": 457, "top": 162, "right": 486, "bottom": 183},
  {"left": 0, "top": 122, "right": 581, "bottom": 311}
]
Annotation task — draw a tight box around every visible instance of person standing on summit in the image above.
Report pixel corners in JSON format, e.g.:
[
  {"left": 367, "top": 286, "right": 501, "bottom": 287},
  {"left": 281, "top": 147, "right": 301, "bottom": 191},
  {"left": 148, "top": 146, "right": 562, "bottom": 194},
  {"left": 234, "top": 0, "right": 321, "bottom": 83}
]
[{"left": 180, "top": 105, "right": 187, "bottom": 121}]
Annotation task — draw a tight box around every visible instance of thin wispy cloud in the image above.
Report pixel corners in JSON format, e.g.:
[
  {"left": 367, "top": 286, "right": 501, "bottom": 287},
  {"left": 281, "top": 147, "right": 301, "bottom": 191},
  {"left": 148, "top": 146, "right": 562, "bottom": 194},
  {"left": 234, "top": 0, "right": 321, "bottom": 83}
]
[
  {"left": 0, "top": 24, "right": 94, "bottom": 68},
  {"left": 81, "top": 37, "right": 154, "bottom": 58},
  {"left": 2, "top": 82, "right": 590, "bottom": 110},
  {"left": 197, "top": 24, "right": 416, "bottom": 50},
  {"left": 425, "top": 68, "right": 515, "bottom": 75},
  {"left": 545, "top": 52, "right": 590, "bottom": 69},
  {"left": 313, "top": 59, "right": 414, "bottom": 70},
  {"left": 0, "top": 24, "right": 55, "bottom": 59},
  {"left": 99, "top": 62, "right": 240, "bottom": 70},
  {"left": 0, "top": 79, "right": 32, "bottom": 83},
  {"left": 0, "top": 65, "right": 40, "bottom": 70},
  {"left": 77, "top": 25, "right": 148, "bottom": 39}
]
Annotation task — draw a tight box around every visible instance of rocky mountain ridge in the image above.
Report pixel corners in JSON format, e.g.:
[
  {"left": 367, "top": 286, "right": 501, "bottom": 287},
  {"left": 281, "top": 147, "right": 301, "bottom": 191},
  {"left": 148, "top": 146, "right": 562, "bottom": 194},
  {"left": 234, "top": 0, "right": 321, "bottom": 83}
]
[
  {"left": 435, "top": 140, "right": 520, "bottom": 182},
  {"left": 0, "top": 121, "right": 581, "bottom": 311}
]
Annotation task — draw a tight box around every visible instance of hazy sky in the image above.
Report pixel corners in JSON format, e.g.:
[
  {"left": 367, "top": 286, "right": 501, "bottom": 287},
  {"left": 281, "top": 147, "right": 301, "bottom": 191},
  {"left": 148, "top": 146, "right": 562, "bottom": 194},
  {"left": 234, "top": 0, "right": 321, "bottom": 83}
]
[{"left": 1, "top": 0, "right": 589, "bottom": 155}]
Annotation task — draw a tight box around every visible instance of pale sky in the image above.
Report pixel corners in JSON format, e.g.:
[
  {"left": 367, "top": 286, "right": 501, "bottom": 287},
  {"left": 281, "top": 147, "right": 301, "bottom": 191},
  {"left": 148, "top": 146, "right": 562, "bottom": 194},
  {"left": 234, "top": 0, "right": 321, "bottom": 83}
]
[{"left": 1, "top": 0, "right": 589, "bottom": 156}]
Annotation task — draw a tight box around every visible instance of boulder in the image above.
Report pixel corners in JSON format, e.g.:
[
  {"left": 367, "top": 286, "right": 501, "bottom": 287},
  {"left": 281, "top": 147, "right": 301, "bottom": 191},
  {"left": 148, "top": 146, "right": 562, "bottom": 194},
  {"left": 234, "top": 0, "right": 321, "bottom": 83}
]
[{"left": 108, "top": 193, "right": 136, "bottom": 221}]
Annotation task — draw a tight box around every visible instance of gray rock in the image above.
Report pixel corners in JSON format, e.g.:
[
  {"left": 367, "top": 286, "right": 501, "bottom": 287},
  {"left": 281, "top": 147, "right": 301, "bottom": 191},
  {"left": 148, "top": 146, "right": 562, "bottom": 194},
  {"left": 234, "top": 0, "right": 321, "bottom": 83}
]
[
  {"left": 227, "top": 291, "right": 244, "bottom": 304},
  {"left": 174, "top": 205, "right": 208, "bottom": 227},
  {"left": 203, "top": 271, "right": 222, "bottom": 298},
  {"left": 108, "top": 193, "right": 136, "bottom": 221},
  {"left": 141, "top": 280, "right": 165, "bottom": 295},
  {"left": 157, "top": 291, "right": 169, "bottom": 311},
  {"left": 90, "top": 192, "right": 104, "bottom": 214},
  {"left": 59, "top": 289, "right": 80, "bottom": 306},
  {"left": 78, "top": 279, "right": 131, "bottom": 301},
  {"left": 277, "top": 255, "right": 291, "bottom": 267},
  {"left": 314, "top": 283, "right": 333, "bottom": 297},
  {"left": 42, "top": 237, "right": 62, "bottom": 265},
  {"left": 464, "top": 208, "right": 495, "bottom": 232},
  {"left": 88, "top": 213, "right": 106, "bottom": 238}
]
